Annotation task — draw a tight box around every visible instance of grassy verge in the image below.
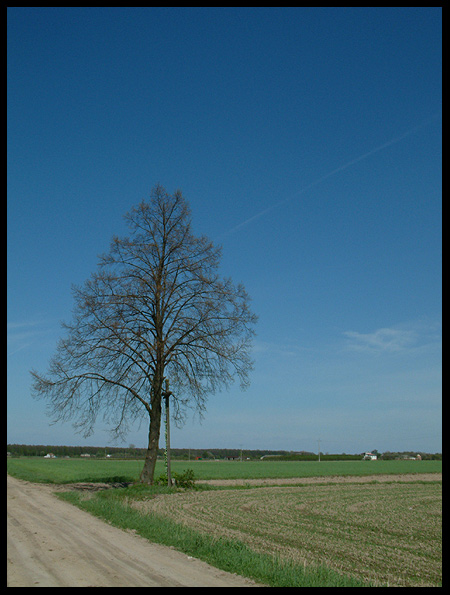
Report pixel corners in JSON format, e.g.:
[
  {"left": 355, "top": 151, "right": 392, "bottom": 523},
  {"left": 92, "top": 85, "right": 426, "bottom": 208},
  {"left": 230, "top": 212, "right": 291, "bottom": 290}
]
[{"left": 58, "top": 485, "right": 371, "bottom": 587}]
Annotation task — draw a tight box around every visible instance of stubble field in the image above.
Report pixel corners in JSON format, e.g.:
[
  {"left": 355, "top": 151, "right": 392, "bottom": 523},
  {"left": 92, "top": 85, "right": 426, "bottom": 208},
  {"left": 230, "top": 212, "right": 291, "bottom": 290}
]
[{"left": 133, "top": 478, "right": 441, "bottom": 587}]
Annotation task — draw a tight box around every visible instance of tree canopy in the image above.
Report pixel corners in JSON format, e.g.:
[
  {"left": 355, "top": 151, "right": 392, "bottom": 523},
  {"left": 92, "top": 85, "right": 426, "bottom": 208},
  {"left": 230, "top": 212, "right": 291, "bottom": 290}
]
[{"left": 31, "top": 186, "right": 257, "bottom": 482}]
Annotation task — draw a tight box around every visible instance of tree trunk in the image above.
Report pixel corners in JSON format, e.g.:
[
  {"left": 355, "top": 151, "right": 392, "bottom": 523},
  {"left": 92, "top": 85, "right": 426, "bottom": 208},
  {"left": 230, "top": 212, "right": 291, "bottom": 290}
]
[{"left": 140, "top": 400, "right": 162, "bottom": 484}]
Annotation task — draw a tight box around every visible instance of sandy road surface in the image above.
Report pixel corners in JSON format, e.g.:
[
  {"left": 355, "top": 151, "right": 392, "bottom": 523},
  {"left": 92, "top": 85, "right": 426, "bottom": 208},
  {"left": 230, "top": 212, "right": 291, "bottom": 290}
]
[{"left": 7, "top": 475, "right": 260, "bottom": 587}]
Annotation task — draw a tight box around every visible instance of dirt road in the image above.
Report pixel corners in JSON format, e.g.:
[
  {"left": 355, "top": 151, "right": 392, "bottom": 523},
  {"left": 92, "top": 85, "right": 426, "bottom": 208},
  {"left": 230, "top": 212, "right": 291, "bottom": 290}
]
[{"left": 7, "top": 475, "right": 260, "bottom": 587}]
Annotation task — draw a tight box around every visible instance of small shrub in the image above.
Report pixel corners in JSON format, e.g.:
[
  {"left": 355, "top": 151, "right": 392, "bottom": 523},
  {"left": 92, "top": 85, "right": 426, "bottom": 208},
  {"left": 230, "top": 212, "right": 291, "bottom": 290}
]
[{"left": 155, "top": 468, "right": 196, "bottom": 489}]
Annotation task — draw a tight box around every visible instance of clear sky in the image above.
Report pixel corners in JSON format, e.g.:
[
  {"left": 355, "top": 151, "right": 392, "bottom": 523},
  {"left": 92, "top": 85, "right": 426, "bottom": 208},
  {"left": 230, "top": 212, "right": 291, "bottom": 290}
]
[{"left": 7, "top": 7, "right": 442, "bottom": 454}]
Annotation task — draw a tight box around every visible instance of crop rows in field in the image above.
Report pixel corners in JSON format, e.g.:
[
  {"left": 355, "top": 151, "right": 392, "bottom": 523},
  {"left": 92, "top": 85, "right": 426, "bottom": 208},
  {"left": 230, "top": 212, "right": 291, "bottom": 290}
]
[{"left": 133, "top": 481, "right": 442, "bottom": 587}]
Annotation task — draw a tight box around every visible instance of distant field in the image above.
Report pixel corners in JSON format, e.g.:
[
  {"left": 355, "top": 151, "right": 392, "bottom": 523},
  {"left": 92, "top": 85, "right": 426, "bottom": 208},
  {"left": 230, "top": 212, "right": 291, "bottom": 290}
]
[{"left": 6, "top": 456, "right": 442, "bottom": 484}]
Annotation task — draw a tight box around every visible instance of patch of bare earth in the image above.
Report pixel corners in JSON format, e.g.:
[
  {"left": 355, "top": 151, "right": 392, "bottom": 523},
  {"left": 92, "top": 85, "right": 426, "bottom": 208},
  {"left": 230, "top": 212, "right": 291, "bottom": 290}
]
[{"left": 198, "top": 472, "right": 441, "bottom": 487}]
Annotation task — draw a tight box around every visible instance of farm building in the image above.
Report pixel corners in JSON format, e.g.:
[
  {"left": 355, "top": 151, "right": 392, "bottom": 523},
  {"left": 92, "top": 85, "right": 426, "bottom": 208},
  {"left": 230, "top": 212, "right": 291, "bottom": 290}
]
[{"left": 363, "top": 452, "right": 377, "bottom": 460}]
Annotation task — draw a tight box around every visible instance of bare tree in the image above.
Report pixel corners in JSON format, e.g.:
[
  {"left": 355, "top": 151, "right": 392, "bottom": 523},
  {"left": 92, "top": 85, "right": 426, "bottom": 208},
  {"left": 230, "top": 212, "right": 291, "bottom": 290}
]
[{"left": 31, "top": 186, "right": 257, "bottom": 483}]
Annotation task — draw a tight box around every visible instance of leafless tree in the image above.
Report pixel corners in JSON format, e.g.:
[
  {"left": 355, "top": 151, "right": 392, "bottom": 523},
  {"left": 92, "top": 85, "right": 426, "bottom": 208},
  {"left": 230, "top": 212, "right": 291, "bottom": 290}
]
[{"left": 31, "top": 186, "right": 257, "bottom": 483}]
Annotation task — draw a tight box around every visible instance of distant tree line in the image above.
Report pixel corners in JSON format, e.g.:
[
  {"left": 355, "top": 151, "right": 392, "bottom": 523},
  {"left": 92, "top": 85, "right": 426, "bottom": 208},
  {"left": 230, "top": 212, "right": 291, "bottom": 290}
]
[
  {"left": 380, "top": 451, "right": 441, "bottom": 460},
  {"left": 6, "top": 444, "right": 442, "bottom": 460},
  {"left": 6, "top": 444, "right": 295, "bottom": 459},
  {"left": 272, "top": 453, "right": 362, "bottom": 461},
  {"left": 6, "top": 444, "right": 145, "bottom": 458}
]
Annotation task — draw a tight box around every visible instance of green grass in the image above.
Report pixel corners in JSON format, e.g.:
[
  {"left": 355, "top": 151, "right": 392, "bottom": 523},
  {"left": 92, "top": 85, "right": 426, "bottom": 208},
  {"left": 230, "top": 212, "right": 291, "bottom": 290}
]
[
  {"left": 167, "top": 458, "right": 442, "bottom": 480},
  {"left": 6, "top": 456, "right": 442, "bottom": 484},
  {"left": 6, "top": 457, "right": 143, "bottom": 484}
]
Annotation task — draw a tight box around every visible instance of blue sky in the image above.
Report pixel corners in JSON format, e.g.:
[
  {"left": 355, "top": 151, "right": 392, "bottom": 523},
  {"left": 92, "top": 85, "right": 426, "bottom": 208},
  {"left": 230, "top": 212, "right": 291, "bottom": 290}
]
[{"left": 7, "top": 7, "right": 442, "bottom": 453}]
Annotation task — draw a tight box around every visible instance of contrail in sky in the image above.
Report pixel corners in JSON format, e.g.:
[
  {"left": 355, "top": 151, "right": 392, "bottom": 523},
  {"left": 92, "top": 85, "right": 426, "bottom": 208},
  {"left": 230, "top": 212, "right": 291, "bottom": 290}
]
[{"left": 221, "top": 114, "right": 440, "bottom": 239}]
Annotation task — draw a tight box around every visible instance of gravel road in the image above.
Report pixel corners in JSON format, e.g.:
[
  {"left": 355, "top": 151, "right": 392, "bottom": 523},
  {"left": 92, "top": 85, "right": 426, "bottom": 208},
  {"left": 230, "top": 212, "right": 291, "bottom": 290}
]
[{"left": 7, "top": 475, "right": 260, "bottom": 587}]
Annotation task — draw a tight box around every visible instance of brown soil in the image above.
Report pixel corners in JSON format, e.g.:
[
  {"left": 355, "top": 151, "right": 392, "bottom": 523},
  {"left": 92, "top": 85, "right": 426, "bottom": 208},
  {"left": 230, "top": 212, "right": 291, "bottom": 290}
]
[{"left": 198, "top": 472, "right": 442, "bottom": 486}]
